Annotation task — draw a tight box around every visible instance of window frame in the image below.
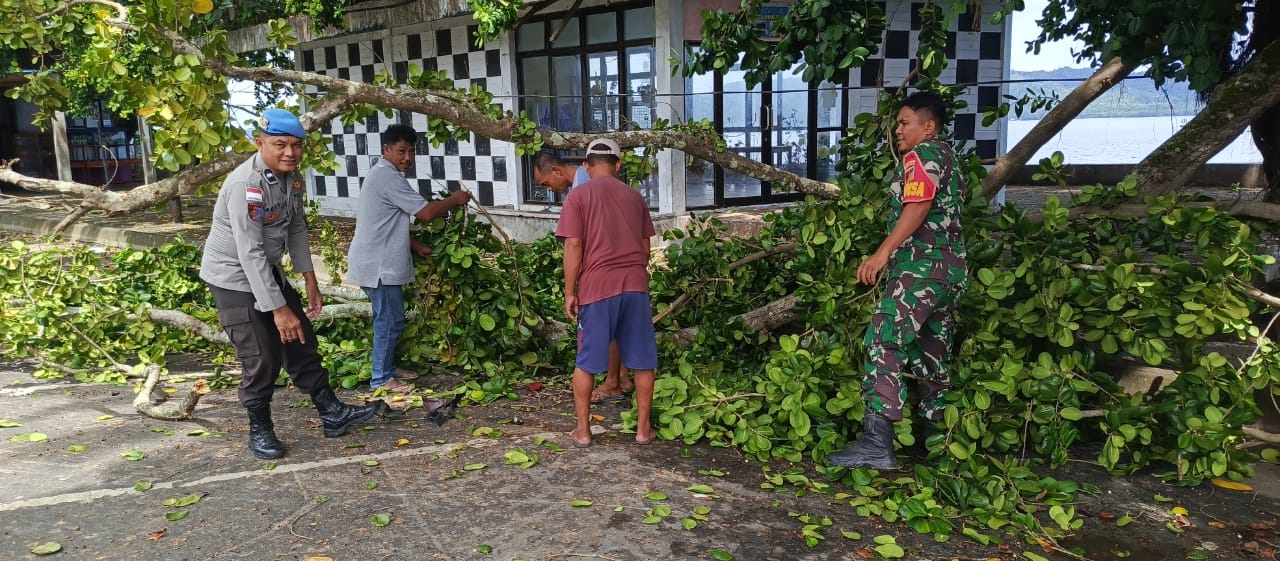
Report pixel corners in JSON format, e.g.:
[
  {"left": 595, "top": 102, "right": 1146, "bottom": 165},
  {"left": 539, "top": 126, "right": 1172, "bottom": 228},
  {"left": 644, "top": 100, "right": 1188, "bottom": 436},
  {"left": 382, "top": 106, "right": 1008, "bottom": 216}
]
[{"left": 515, "top": 1, "right": 656, "bottom": 207}]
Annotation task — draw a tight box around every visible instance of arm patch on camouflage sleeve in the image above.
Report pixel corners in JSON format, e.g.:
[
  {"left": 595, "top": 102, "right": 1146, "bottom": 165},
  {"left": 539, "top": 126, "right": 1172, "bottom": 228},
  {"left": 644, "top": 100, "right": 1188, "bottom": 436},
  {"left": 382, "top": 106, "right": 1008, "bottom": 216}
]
[{"left": 901, "top": 151, "right": 937, "bottom": 203}]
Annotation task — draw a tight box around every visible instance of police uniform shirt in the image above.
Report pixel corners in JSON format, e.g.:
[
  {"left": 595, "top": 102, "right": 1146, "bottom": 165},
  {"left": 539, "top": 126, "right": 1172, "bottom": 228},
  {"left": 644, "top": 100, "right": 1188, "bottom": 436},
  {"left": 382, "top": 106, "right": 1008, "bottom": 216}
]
[{"left": 199, "top": 153, "right": 313, "bottom": 312}]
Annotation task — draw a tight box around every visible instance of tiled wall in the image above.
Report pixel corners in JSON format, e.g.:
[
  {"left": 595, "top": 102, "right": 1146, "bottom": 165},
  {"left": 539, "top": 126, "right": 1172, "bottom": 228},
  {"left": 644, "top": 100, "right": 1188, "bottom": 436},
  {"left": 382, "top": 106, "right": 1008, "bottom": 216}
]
[
  {"left": 848, "top": 0, "right": 1007, "bottom": 159},
  {"left": 300, "top": 23, "right": 515, "bottom": 212}
]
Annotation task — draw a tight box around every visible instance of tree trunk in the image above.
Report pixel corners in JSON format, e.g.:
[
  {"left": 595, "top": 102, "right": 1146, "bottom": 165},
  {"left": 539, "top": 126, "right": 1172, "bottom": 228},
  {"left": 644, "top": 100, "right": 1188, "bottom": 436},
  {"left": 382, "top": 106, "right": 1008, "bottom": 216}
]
[
  {"left": 981, "top": 57, "right": 1139, "bottom": 199},
  {"left": 1132, "top": 40, "right": 1280, "bottom": 195}
]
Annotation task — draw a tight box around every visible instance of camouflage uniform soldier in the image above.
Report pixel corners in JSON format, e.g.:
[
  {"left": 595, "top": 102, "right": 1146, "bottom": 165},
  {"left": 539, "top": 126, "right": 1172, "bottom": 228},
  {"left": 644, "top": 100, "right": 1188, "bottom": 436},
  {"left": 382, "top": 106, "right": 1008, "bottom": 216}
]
[{"left": 827, "top": 92, "right": 967, "bottom": 470}]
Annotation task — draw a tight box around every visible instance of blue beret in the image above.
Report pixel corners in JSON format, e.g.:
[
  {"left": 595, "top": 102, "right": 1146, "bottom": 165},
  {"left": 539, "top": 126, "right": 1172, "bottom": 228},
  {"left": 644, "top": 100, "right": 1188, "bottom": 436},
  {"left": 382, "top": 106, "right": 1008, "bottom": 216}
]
[{"left": 258, "top": 108, "right": 305, "bottom": 139}]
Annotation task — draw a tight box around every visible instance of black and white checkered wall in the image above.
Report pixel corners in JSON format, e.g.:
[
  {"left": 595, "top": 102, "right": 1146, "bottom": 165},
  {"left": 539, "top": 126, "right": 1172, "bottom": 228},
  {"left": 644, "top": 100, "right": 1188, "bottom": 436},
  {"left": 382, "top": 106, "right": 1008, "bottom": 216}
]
[
  {"left": 300, "top": 24, "right": 513, "bottom": 210},
  {"left": 850, "top": 0, "right": 1006, "bottom": 159}
]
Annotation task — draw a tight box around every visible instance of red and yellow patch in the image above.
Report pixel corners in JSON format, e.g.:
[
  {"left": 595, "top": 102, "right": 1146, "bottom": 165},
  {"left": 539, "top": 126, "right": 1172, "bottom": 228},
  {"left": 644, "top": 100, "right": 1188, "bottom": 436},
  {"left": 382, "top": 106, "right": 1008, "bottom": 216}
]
[
  {"left": 292, "top": 180, "right": 301, "bottom": 190},
  {"left": 900, "top": 151, "right": 937, "bottom": 203}
]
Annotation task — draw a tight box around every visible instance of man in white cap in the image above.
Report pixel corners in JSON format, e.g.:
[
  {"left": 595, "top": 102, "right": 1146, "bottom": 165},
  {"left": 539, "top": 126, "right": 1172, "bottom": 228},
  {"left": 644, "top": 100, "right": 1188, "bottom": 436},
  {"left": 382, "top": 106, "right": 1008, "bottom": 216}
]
[
  {"left": 555, "top": 139, "right": 658, "bottom": 448},
  {"left": 201, "top": 108, "right": 385, "bottom": 460}
]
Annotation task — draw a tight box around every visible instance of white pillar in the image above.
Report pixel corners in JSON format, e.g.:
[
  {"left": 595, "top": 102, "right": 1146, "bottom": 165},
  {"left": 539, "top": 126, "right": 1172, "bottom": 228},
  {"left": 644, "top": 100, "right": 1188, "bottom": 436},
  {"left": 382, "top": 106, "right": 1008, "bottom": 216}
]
[{"left": 655, "top": 0, "right": 686, "bottom": 216}]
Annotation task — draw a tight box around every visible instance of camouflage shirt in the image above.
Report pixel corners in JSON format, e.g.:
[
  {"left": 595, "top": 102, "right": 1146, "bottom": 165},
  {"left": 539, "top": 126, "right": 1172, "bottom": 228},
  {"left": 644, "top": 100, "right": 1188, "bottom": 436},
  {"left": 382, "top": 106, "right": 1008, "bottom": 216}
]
[{"left": 886, "top": 139, "right": 967, "bottom": 287}]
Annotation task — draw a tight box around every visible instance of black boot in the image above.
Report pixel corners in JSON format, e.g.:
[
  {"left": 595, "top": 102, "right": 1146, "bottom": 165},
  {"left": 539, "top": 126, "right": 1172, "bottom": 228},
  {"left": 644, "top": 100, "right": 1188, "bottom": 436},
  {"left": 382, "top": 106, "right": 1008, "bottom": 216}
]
[
  {"left": 310, "top": 386, "right": 387, "bottom": 438},
  {"left": 246, "top": 405, "right": 286, "bottom": 460},
  {"left": 826, "top": 414, "right": 899, "bottom": 470}
]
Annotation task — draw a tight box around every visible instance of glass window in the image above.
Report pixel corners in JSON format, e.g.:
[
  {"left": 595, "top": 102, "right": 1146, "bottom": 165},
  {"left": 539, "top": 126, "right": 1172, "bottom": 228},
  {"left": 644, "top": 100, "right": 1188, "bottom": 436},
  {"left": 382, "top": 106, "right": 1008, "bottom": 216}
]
[
  {"left": 683, "top": 46, "right": 847, "bottom": 207},
  {"left": 517, "top": 2, "right": 657, "bottom": 206},
  {"left": 522, "top": 57, "right": 553, "bottom": 129},
  {"left": 517, "top": 23, "right": 545, "bottom": 52},
  {"left": 552, "top": 55, "right": 584, "bottom": 132},
  {"left": 625, "top": 46, "right": 655, "bottom": 129},
  {"left": 587, "top": 52, "right": 619, "bottom": 131},
  {"left": 586, "top": 12, "right": 618, "bottom": 44},
  {"left": 550, "top": 18, "right": 581, "bottom": 47},
  {"left": 624, "top": 6, "right": 655, "bottom": 40}
]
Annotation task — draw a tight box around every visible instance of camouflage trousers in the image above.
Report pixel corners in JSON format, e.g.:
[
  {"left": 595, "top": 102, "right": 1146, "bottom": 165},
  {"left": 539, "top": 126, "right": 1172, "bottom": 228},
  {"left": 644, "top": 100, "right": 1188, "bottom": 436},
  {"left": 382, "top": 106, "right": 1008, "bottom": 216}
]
[{"left": 862, "top": 276, "right": 960, "bottom": 422}]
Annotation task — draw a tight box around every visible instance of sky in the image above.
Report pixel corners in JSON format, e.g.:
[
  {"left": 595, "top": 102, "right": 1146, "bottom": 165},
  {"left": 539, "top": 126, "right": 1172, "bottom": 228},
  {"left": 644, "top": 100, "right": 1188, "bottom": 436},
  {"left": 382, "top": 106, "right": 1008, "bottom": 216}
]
[{"left": 1007, "top": 0, "right": 1090, "bottom": 72}]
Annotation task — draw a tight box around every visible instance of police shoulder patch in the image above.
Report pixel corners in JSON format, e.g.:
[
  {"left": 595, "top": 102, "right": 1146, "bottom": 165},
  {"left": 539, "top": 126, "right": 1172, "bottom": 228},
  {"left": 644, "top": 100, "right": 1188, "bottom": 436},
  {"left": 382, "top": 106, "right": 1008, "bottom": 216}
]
[{"left": 261, "top": 169, "right": 278, "bottom": 185}]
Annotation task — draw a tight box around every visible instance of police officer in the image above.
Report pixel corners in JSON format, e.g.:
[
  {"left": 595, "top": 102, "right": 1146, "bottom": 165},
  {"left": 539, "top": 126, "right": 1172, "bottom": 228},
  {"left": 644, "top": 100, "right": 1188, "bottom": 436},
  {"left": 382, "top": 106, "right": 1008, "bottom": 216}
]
[{"left": 200, "top": 108, "right": 385, "bottom": 460}]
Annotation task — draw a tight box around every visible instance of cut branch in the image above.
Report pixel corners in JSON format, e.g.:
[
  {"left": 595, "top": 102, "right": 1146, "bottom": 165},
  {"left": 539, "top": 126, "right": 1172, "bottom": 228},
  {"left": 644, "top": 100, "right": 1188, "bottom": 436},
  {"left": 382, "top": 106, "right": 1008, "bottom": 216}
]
[
  {"left": 653, "top": 242, "right": 798, "bottom": 324},
  {"left": 672, "top": 294, "right": 800, "bottom": 348},
  {"left": 133, "top": 364, "right": 210, "bottom": 421},
  {"left": 981, "top": 56, "right": 1139, "bottom": 199}
]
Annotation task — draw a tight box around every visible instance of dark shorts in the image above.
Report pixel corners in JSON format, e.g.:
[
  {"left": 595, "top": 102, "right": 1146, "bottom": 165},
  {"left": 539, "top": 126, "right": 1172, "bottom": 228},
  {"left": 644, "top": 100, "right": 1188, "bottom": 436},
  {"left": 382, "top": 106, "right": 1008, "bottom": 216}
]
[{"left": 576, "top": 292, "right": 658, "bottom": 373}]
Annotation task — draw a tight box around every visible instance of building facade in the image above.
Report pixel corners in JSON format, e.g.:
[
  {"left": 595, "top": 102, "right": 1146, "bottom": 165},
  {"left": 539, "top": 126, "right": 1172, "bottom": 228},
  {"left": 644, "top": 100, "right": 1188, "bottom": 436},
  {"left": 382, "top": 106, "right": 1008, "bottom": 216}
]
[{"left": 288, "top": 0, "right": 1010, "bottom": 235}]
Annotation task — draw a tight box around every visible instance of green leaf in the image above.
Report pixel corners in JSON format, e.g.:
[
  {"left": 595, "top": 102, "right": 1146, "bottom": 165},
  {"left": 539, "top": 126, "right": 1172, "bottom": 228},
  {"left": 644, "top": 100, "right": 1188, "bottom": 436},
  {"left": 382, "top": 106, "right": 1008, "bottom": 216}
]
[
  {"left": 463, "top": 463, "right": 486, "bottom": 471},
  {"left": 95, "top": 414, "right": 115, "bottom": 421},
  {"left": 645, "top": 492, "right": 668, "bottom": 501},
  {"left": 186, "top": 429, "right": 209, "bottom": 436},
  {"left": 10, "top": 432, "right": 48, "bottom": 442},
  {"left": 1261, "top": 448, "right": 1280, "bottom": 464},
  {"left": 67, "top": 444, "right": 87, "bottom": 453},
  {"left": 570, "top": 500, "right": 593, "bottom": 507},
  {"left": 0, "top": 420, "right": 22, "bottom": 428},
  {"left": 134, "top": 480, "right": 152, "bottom": 492},
  {"left": 708, "top": 550, "right": 734, "bottom": 561},
  {"left": 687, "top": 485, "right": 715, "bottom": 494},
  {"left": 31, "top": 542, "right": 62, "bottom": 555},
  {"left": 873, "top": 535, "right": 896, "bottom": 545},
  {"left": 1023, "top": 552, "right": 1050, "bottom": 561},
  {"left": 1116, "top": 514, "right": 1133, "bottom": 527},
  {"left": 1059, "top": 407, "right": 1083, "bottom": 421},
  {"left": 841, "top": 530, "right": 861, "bottom": 540},
  {"left": 874, "top": 543, "right": 905, "bottom": 558},
  {"left": 682, "top": 517, "right": 697, "bottom": 530},
  {"left": 479, "top": 313, "right": 496, "bottom": 331},
  {"left": 476, "top": 544, "right": 493, "bottom": 554},
  {"left": 947, "top": 441, "right": 970, "bottom": 460},
  {"left": 1154, "top": 494, "right": 1174, "bottom": 502},
  {"left": 173, "top": 493, "right": 202, "bottom": 507},
  {"left": 364, "top": 460, "right": 380, "bottom": 467},
  {"left": 371, "top": 513, "right": 391, "bottom": 527},
  {"left": 165, "top": 509, "right": 190, "bottom": 521},
  {"left": 121, "top": 450, "right": 145, "bottom": 461}
]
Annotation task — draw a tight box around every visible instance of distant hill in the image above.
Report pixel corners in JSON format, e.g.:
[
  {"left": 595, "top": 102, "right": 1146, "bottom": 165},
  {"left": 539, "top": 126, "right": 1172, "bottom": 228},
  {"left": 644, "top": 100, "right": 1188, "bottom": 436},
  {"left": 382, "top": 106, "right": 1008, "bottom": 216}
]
[{"left": 1008, "top": 67, "right": 1201, "bottom": 120}]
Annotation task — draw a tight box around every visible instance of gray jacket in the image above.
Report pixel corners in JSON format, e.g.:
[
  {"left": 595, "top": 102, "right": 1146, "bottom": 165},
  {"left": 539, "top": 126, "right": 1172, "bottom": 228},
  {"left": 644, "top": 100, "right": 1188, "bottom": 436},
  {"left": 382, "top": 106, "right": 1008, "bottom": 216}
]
[{"left": 200, "top": 154, "right": 313, "bottom": 311}]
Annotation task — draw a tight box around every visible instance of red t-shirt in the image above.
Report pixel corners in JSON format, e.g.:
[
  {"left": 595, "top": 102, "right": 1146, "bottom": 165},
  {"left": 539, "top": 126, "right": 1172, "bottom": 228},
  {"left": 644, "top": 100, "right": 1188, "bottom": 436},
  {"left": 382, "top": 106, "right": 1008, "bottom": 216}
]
[{"left": 555, "top": 176, "right": 656, "bottom": 305}]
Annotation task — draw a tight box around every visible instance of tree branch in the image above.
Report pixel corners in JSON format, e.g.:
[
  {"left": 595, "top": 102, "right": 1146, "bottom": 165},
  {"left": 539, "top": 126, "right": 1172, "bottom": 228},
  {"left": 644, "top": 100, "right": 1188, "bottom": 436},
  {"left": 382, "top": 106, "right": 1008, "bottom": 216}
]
[
  {"left": 156, "top": 32, "right": 840, "bottom": 199},
  {"left": 981, "top": 56, "right": 1139, "bottom": 199},
  {"left": 0, "top": 92, "right": 353, "bottom": 229},
  {"left": 1131, "top": 39, "right": 1280, "bottom": 195}
]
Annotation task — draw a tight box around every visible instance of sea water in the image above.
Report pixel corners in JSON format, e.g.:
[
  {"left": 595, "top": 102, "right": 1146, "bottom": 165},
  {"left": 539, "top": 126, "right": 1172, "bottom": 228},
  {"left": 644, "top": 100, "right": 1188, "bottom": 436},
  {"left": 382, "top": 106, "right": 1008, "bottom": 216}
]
[{"left": 1005, "top": 116, "right": 1264, "bottom": 165}]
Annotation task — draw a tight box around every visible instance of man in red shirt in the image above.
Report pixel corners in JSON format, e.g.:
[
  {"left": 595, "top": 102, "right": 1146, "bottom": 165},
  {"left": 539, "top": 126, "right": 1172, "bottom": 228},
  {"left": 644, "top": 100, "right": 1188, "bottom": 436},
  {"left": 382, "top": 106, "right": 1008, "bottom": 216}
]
[{"left": 555, "top": 139, "right": 658, "bottom": 448}]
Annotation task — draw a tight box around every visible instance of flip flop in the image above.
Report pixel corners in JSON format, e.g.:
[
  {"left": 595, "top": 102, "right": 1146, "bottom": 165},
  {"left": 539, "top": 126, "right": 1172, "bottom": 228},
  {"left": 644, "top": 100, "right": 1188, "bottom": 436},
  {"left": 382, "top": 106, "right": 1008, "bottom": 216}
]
[
  {"left": 393, "top": 368, "right": 420, "bottom": 381},
  {"left": 589, "top": 388, "right": 629, "bottom": 404},
  {"left": 635, "top": 433, "right": 658, "bottom": 446},
  {"left": 569, "top": 428, "right": 591, "bottom": 448}
]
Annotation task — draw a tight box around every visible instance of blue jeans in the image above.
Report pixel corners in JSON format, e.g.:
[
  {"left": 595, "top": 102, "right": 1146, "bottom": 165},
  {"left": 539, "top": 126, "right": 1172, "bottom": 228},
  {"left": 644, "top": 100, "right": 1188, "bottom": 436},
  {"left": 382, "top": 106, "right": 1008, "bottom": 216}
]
[{"left": 363, "top": 282, "right": 406, "bottom": 389}]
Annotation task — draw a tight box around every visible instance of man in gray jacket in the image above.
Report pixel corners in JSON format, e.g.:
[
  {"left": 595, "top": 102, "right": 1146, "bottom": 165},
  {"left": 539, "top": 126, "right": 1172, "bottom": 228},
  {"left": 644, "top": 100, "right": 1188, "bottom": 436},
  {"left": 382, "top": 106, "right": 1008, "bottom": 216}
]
[{"left": 201, "top": 108, "right": 384, "bottom": 460}]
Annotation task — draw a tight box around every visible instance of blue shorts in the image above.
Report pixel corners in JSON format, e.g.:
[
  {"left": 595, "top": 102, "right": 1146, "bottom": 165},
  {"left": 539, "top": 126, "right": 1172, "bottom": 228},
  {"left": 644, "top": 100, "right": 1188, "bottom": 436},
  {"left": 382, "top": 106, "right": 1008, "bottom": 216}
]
[{"left": 576, "top": 292, "right": 658, "bottom": 373}]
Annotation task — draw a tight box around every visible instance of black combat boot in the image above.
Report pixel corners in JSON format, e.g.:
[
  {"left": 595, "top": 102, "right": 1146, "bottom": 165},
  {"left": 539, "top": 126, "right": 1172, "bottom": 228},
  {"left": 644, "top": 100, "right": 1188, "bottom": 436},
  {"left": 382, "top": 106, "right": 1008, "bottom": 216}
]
[
  {"left": 825, "top": 414, "right": 899, "bottom": 470},
  {"left": 310, "top": 386, "right": 387, "bottom": 437},
  {"left": 246, "top": 405, "right": 286, "bottom": 460}
]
